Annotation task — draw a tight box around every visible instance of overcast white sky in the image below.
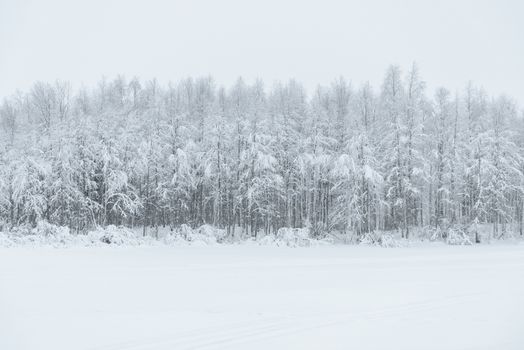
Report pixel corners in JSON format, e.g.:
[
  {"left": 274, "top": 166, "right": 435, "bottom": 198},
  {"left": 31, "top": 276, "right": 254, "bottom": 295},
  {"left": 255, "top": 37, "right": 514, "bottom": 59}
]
[{"left": 1, "top": 0, "right": 523, "bottom": 104}]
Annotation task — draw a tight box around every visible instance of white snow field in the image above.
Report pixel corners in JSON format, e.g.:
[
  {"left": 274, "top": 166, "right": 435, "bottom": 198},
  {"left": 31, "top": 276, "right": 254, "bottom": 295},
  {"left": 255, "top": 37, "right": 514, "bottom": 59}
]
[{"left": 1, "top": 244, "right": 523, "bottom": 350}]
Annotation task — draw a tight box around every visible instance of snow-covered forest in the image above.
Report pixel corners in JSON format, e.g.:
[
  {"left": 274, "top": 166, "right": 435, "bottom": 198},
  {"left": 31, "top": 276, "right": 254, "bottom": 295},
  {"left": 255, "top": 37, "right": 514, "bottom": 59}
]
[
  {"left": 1, "top": 65, "right": 523, "bottom": 240},
  {"left": 3, "top": 1, "right": 524, "bottom": 348}
]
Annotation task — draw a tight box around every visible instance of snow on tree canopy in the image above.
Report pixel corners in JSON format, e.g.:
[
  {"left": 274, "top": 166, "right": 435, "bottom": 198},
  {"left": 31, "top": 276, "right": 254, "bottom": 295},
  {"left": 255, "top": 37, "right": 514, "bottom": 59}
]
[{"left": 0, "top": 68, "right": 522, "bottom": 241}]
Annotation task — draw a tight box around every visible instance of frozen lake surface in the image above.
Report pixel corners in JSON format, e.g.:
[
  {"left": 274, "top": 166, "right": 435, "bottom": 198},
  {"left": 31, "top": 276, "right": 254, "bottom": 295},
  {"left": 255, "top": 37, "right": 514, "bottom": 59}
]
[{"left": 1, "top": 243, "right": 523, "bottom": 349}]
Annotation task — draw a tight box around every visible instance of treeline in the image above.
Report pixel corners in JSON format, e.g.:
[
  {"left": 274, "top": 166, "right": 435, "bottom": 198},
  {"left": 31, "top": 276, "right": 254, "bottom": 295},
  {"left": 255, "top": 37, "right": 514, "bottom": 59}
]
[{"left": 0, "top": 65, "right": 523, "bottom": 238}]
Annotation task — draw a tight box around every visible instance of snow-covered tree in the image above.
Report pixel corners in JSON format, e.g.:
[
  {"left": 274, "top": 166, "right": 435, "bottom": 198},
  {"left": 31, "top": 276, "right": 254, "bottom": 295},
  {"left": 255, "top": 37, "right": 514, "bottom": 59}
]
[{"left": 0, "top": 69, "right": 522, "bottom": 241}]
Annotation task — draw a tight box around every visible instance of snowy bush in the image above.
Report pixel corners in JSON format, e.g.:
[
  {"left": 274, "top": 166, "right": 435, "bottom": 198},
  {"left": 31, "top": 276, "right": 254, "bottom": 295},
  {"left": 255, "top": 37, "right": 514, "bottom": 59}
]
[
  {"left": 33, "top": 220, "right": 71, "bottom": 243},
  {"left": 309, "top": 222, "right": 329, "bottom": 239},
  {"left": 9, "top": 224, "right": 33, "bottom": 236},
  {"left": 194, "top": 225, "right": 227, "bottom": 243},
  {"left": 162, "top": 231, "right": 185, "bottom": 245},
  {"left": 429, "top": 227, "right": 445, "bottom": 241},
  {"left": 0, "top": 223, "right": 227, "bottom": 247},
  {"left": 164, "top": 234, "right": 186, "bottom": 245},
  {"left": 0, "top": 232, "right": 14, "bottom": 247},
  {"left": 426, "top": 225, "right": 473, "bottom": 245},
  {"left": 162, "top": 224, "right": 226, "bottom": 245},
  {"left": 359, "top": 231, "right": 379, "bottom": 245},
  {"left": 275, "top": 228, "right": 311, "bottom": 247},
  {"left": 162, "top": 225, "right": 194, "bottom": 245},
  {"left": 1, "top": 221, "right": 73, "bottom": 247},
  {"left": 446, "top": 227, "right": 473, "bottom": 245},
  {"left": 97, "top": 225, "right": 140, "bottom": 245},
  {"left": 177, "top": 224, "right": 194, "bottom": 240},
  {"left": 359, "top": 231, "right": 405, "bottom": 248},
  {"left": 378, "top": 232, "right": 405, "bottom": 248},
  {"left": 257, "top": 234, "right": 276, "bottom": 246},
  {"left": 258, "top": 228, "right": 332, "bottom": 247}
]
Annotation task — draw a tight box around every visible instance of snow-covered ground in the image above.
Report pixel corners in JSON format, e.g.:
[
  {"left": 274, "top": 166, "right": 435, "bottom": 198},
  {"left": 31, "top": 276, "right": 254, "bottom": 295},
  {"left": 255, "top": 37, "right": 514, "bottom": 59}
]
[{"left": 1, "top": 244, "right": 523, "bottom": 350}]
